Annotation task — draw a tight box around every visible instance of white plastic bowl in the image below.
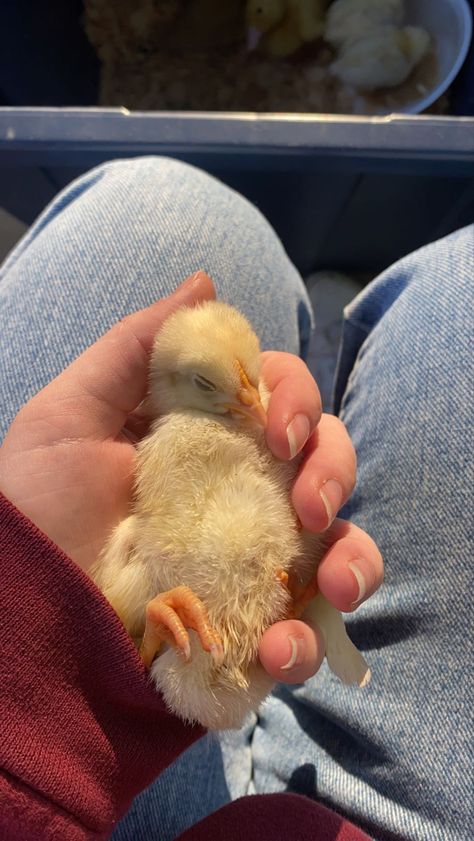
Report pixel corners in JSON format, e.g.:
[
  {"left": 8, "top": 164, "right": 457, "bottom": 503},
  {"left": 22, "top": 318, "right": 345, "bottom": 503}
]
[{"left": 402, "top": 0, "right": 472, "bottom": 113}]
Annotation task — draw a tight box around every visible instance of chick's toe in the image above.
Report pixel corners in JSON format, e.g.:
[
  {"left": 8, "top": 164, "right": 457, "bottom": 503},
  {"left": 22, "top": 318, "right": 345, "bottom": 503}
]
[{"left": 139, "top": 585, "right": 223, "bottom": 669}]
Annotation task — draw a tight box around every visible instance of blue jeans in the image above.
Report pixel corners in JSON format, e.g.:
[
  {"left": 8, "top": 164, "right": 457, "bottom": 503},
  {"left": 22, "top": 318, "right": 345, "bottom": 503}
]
[{"left": 0, "top": 158, "right": 472, "bottom": 841}]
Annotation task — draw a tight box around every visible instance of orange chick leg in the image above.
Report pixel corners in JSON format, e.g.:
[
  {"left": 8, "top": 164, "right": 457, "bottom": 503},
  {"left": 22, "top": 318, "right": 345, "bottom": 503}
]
[
  {"left": 139, "top": 585, "right": 224, "bottom": 669},
  {"left": 277, "top": 567, "right": 319, "bottom": 620},
  {"left": 292, "top": 572, "right": 319, "bottom": 619}
]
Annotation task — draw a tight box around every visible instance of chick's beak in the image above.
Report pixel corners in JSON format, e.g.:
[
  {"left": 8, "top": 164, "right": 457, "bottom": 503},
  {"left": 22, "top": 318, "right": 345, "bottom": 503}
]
[
  {"left": 237, "top": 382, "right": 268, "bottom": 427},
  {"left": 223, "top": 362, "right": 267, "bottom": 427}
]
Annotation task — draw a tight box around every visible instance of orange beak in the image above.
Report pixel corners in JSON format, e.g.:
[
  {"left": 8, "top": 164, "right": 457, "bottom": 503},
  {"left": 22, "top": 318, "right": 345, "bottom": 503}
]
[{"left": 223, "top": 362, "right": 267, "bottom": 427}]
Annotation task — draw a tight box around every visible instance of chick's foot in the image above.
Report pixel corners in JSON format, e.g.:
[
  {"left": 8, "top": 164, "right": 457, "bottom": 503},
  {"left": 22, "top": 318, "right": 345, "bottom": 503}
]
[
  {"left": 139, "top": 585, "right": 224, "bottom": 668},
  {"left": 285, "top": 568, "right": 319, "bottom": 619}
]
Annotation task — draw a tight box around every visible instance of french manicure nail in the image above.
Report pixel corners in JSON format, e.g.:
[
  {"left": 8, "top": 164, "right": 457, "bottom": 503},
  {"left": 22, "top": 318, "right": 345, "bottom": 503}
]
[
  {"left": 347, "top": 559, "right": 374, "bottom": 606},
  {"left": 280, "top": 633, "right": 306, "bottom": 671},
  {"left": 319, "top": 479, "right": 343, "bottom": 528},
  {"left": 286, "top": 414, "right": 310, "bottom": 459}
]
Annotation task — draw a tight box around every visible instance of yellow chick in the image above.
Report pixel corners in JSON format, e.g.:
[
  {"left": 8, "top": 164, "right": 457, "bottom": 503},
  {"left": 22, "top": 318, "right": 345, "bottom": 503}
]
[
  {"left": 330, "top": 25, "right": 430, "bottom": 90},
  {"left": 246, "top": 0, "right": 329, "bottom": 57},
  {"left": 93, "top": 300, "right": 370, "bottom": 730},
  {"left": 324, "top": 0, "right": 404, "bottom": 49}
]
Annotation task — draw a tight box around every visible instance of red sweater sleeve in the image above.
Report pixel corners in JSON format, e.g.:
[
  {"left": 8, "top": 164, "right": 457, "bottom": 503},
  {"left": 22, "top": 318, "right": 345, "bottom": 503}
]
[
  {"left": 0, "top": 494, "right": 371, "bottom": 841},
  {"left": 176, "top": 794, "right": 371, "bottom": 841}
]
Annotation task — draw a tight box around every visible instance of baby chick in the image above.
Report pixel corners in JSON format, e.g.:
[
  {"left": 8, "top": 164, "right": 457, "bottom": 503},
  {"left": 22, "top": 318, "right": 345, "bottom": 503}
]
[
  {"left": 94, "top": 300, "right": 370, "bottom": 730},
  {"left": 330, "top": 25, "right": 430, "bottom": 90},
  {"left": 246, "top": 0, "right": 329, "bottom": 57},
  {"left": 325, "top": 0, "right": 430, "bottom": 92},
  {"left": 324, "top": 0, "right": 404, "bottom": 50}
]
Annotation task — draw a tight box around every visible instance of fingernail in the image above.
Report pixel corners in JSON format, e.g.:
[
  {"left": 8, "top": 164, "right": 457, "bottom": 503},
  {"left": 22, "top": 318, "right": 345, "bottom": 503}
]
[
  {"left": 319, "top": 479, "right": 343, "bottom": 528},
  {"left": 179, "top": 270, "right": 208, "bottom": 290},
  {"left": 347, "top": 559, "right": 374, "bottom": 606},
  {"left": 286, "top": 414, "right": 310, "bottom": 459},
  {"left": 280, "top": 634, "right": 306, "bottom": 671},
  {"left": 172, "top": 271, "right": 208, "bottom": 296}
]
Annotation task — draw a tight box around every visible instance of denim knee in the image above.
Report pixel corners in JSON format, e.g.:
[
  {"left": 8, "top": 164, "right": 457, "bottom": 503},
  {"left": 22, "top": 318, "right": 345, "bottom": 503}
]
[{"left": 334, "top": 225, "right": 473, "bottom": 413}]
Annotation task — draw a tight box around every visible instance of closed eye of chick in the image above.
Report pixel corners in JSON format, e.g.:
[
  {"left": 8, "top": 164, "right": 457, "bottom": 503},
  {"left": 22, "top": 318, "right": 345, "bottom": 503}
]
[{"left": 92, "top": 298, "right": 370, "bottom": 730}]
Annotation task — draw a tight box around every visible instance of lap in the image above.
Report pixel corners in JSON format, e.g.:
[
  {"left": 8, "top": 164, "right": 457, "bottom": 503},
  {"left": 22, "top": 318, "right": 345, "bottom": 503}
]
[{"left": 247, "top": 225, "right": 473, "bottom": 841}]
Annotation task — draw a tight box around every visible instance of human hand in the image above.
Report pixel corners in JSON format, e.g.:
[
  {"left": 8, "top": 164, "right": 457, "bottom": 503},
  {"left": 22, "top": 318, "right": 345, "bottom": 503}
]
[
  {"left": 258, "top": 350, "right": 383, "bottom": 683},
  {"left": 0, "top": 271, "right": 382, "bottom": 684},
  {"left": 0, "top": 272, "right": 216, "bottom": 574}
]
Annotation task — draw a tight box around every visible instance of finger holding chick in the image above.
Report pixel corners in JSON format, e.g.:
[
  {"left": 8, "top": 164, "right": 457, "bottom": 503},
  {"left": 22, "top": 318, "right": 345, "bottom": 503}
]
[
  {"left": 259, "top": 518, "right": 383, "bottom": 685},
  {"left": 316, "top": 517, "right": 384, "bottom": 612},
  {"left": 261, "top": 350, "right": 322, "bottom": 460},
  {"left": 291, "top": 413, "right": 357, "bottom": 533},
  {"left": 261, "top": 356, "right": 359, "bottom": 536}
]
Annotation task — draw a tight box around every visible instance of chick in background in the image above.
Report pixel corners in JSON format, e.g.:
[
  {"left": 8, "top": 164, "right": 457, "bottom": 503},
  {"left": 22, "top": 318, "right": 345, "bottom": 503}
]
[
  {"left": 331, "top": 25, "right": 430, "bottom": 90},
  {"left": 93, "top": 299, "right": 370, "bottom": 731},
  {"left": 325, "top": 0, "right": 431, "bottom": 90},
  {"left": 324, "top": 0, "right": 404, "bottom": 49},
  {"left": 246, "top": 0, "right": 329, "bottom": 57}
]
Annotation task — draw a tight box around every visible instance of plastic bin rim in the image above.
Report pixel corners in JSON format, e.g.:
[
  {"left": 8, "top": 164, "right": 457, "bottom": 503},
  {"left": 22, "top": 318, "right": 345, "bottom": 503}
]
[
  {"left": 2, "top": 106, "right": 474, "bottom": 124},
  {"left": 0, "top": 108, "right": 473, "bottom": 174}
]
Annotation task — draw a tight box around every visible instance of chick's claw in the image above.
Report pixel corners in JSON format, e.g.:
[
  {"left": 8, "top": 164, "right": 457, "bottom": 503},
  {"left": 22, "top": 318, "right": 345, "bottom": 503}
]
[{"left": 139, "top": 585, "right": 223, "bottom": 669}]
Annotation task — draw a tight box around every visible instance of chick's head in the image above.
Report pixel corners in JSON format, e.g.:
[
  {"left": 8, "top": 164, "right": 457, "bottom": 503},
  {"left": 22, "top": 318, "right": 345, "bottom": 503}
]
[
  {"left": 149, "top": 300, "right": 267, "bottom": 427},
  {"left": 246, "top": 0, "right": 286, "bottom": 32}
]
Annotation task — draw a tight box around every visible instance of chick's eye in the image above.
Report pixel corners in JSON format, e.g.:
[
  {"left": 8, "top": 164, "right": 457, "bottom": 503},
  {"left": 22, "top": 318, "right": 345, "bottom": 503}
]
[{"left": 192, "top": 374, "right": 217, "bottom": 392}]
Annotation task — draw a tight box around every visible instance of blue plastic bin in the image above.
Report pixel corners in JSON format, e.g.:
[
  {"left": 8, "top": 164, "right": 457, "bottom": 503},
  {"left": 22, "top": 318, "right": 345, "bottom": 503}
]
[
  {"left": 1, "top": 109, "right": 473, "bottom": 274},
  {"left": 0, "top": 1, "right": 473, "bottom": 274}
]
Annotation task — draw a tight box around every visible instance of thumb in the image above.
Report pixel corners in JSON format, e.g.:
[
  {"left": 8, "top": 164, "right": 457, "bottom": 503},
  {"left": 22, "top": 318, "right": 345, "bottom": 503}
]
[{"left": 28, "top": 271, "right": 215, "bottom": 439}]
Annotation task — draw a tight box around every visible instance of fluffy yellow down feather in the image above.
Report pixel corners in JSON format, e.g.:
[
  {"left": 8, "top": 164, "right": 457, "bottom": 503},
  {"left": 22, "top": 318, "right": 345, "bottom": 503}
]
[{"left": 246, "top": 0, "right": 329, "bottom": 57}]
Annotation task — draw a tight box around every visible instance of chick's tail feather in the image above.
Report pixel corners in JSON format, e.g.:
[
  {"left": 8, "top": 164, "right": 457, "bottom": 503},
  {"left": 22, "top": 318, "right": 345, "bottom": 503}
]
[
  {"left": 303, "top": 593, "right": 371, "bottom": 687},
  {"left": 150, "top": 636, "right": 275, "bottom": 730}
]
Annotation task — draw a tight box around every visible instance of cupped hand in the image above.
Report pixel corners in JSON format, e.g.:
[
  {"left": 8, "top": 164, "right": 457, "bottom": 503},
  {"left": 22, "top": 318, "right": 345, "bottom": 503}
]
[{"left": 0, "top": 271, "right": 383, "bottom": 685}]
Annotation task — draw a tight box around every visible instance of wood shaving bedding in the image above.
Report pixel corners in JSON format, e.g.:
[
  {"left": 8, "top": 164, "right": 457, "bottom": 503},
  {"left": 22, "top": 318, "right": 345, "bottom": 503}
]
[{"left": 83, "top": 0, "right": 448, "bottom": 114}]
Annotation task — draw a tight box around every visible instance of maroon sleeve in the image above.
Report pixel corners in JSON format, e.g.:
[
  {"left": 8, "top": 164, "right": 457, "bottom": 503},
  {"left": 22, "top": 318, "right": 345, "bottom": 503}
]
[
  {"left": 176, "top": 794, "right": 372, "bottom": 841},
  {"left": 0, "top": 494, "right": 371, "bottom": 841},
  {"left": 0, "top": 493, "right": 202, "bottom": 839}
]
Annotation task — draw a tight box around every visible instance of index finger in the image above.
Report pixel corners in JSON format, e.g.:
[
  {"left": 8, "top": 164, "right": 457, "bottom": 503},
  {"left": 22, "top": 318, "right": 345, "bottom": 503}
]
[{"left": 261, "top": 351, "right": 322, "bottom": 461}]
